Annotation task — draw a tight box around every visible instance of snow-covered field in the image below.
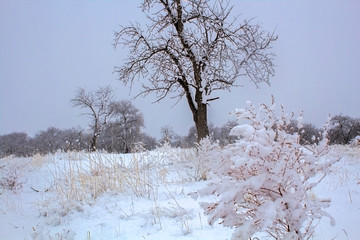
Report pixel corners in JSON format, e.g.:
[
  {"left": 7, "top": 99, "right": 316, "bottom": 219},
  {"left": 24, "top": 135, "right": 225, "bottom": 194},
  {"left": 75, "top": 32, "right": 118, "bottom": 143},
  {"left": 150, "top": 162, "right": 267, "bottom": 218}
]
[{"left": 0, "top": 144, "right": 359, "bottom": 240}]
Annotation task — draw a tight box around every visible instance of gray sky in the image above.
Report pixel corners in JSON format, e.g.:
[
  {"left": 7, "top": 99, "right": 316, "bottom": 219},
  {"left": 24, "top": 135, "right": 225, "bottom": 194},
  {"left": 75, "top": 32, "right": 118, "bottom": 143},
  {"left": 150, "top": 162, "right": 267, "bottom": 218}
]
[{"left": 1, "top": 0, "right": 359, "bottom": 139}]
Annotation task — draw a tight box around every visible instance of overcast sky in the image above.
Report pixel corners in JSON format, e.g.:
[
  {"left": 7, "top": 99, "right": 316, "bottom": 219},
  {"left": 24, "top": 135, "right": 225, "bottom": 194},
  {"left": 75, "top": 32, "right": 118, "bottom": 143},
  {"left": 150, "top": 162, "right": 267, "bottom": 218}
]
[{"left": 1, "top": 0, "right": 359, "bottom": 139}]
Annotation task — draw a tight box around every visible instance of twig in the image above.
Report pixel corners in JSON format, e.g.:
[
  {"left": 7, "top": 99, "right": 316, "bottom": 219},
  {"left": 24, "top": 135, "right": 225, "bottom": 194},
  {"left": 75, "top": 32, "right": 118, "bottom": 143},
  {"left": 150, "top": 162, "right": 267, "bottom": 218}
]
[{"left": 30, "top": 187, "right": 39, "bottom": 192}]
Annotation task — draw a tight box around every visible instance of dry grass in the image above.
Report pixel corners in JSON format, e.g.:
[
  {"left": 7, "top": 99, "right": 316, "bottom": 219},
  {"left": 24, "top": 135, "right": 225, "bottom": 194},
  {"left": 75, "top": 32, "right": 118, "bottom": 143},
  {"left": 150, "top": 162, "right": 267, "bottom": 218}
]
[
  {"left": 49, "top": 152, "right": 127, "bottom": 206},
  {"left": 31, "top": 154, "right": 50, "bottom": 168},
  {"left": 39, "top": 146, "right": 207, "bottom": 239},
  {"left": 48, "top": 146, "right": 200, "bottom": 208},
  {"left": 322, "top": 145, "right": 360, "bottom": 205}
]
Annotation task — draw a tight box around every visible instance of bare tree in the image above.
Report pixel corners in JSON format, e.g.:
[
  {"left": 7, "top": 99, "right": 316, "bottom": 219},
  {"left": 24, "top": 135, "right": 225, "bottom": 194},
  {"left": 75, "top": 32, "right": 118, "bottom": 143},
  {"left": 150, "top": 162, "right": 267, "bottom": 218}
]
[
  {"left": 32, "top": 127, "right": 63, "bottom": 154},
  {"left": 285, "top": 120, "right": 323, "bottom": 145},
  {"left": 114, "top": 0, "right": 277, "bottom": 141},
  {"left": 71, "top": 86, "right": 114, "bottom": 151},
  {"left": 139, "top": 133, "right": 157, "bottom": 150},
  {"left": 58, "top": 127, "right": 85, "bottom": 152},
  {"left": 0, "top": 132, "right": 31, "bottom": 157},
  {"left": 100, "top": 100, "right": 145, "bottom": 153},
  {"left": 327, "top": 114, "right": 360, "bottom": 145}
]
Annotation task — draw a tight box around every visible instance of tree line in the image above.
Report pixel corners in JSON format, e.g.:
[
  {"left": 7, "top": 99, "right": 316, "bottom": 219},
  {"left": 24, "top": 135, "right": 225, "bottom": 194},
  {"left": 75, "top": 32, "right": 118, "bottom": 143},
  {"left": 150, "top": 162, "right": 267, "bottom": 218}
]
[
  {"left": 0, "top": 85, "right": 232, "bottom": 158},
  {"left": 1, "top": 108, "right": 359, "bottom": 158},
  {"left": 1, "top": 85, "right": 359, "bottom": 158},
  {"left": 0, "top": 117, "right": 233, "bottom": 158}
]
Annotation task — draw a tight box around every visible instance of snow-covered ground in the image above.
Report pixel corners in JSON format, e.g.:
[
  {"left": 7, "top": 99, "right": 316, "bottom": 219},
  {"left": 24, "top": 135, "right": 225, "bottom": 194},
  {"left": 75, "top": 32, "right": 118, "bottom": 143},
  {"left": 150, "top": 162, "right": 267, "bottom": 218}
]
[{"left": 0, "top": 145, "right": 359, "bottom": 240}]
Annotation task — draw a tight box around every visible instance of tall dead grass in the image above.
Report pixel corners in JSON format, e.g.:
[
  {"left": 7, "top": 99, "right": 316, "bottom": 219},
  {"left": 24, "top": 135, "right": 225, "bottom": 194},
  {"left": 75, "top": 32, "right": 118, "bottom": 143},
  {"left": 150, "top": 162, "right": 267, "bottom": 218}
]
[{"left": 49, "top": 145, "right": 203, "bottom": 209}]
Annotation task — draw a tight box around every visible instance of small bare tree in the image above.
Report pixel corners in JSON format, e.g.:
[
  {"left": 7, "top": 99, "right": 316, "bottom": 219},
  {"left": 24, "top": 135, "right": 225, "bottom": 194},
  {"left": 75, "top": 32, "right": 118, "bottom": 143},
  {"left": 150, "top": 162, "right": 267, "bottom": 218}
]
[
  {"left": 101, "top": 100, "right": 145, "bottom": 153},
  {"left": 71, "top": 86, "right": 114, "bottom": 151},
  {"left": 114, "top": 0, "right": 277, "bottom": 141}
]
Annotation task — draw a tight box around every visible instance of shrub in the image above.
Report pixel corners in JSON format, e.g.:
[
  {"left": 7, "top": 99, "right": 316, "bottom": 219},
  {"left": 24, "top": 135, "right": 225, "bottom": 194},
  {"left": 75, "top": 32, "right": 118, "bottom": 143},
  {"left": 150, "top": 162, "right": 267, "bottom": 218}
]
[
  {"left": 0, "top": 165, "right": 24, "bottom": 193},
  {"left": 199, "top": 100, "right": 337, "bottom": 240}
]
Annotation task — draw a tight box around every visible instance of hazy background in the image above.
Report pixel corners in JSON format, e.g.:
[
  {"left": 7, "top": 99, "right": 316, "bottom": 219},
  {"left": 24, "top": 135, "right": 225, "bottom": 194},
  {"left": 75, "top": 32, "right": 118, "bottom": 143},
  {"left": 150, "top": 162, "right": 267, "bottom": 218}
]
[{"left": 1, "top": 0, "right": 359, "bottom": 138}]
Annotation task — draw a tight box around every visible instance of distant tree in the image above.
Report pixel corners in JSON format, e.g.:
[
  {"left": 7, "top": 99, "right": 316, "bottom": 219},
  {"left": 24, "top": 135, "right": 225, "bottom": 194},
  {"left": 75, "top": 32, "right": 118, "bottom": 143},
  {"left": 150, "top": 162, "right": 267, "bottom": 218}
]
[
  {"left": 98, "top": 122, "right": 118, "bottom": 152},
  {"left": 218, "top": 120, "right": 238, "bottom": 145},
  {"left": 71, "top": 86, "right": 114, "bottom": 151},
  {"left": 114, "top": 0, "right": 277, "bottom": 142},
  {"left": 58, "top": 127, "right": 85, "bottom": 152},
  {"left": 160, "top": 125, "right": 181, "bottom": 147},
  {"left": 285, "top": 120, "right": 323, "bottom": 145},
  {"left": 139, "top": 133, "right": 157, "bottom": 151},
  {"left": 184, "top": 126, "right": 197, "bottom": 148},
  {"left": 327, "top": 114, "right": 360, "bottom": 145},
  {"left": 32, "top": 127, "right": 63, "bottom": 154},
  {"left": 300, "top": 123, "right": 323, "bottom": 145},
  {"left": 208, "top": 123, "right": 221, "bottom": 141},
  {"left": 0, "top": 128, "right": 93, "bottom": 157},
  {"left": 99, "top": 100, "right": 145, "bottom": 153},
  {"left": 183, "top": 121, "right": 238, "bottom": 148},
  {"left": 77, "top": 131, "right": 92, "bottom": 151},
  {"left": 0, "top": 132, "right": 31, "bottom": 157}
]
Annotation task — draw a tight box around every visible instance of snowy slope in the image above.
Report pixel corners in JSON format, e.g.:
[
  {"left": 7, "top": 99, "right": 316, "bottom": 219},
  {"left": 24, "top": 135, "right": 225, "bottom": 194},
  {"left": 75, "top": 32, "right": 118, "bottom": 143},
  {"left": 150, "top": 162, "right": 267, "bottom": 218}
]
[{"left": 0, "top": 145, "right": 359, "bottom": 240}]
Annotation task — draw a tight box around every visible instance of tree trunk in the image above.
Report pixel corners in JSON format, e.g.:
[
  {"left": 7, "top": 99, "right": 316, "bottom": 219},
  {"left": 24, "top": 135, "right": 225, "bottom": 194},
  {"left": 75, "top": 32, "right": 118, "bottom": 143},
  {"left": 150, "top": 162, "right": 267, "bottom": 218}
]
[
  {"left": 90, "top": 118, "right": 99, "bottom": 152},
  {"left": 179, "top": 78, "right": 210, "bottom": 142},
  {"left": 90, "top": 134, "right": 97, "bottom": 152},
  {"left": 195, "top": 102, "right": 209, "bottom": 142}
]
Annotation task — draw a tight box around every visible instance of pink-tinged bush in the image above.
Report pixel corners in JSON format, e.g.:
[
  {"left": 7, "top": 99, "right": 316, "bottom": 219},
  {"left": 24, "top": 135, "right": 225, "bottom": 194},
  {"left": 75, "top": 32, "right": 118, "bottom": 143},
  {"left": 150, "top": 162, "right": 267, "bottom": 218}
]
[{"left": 200, "top": 100, "right": 337, "bottom": 240}]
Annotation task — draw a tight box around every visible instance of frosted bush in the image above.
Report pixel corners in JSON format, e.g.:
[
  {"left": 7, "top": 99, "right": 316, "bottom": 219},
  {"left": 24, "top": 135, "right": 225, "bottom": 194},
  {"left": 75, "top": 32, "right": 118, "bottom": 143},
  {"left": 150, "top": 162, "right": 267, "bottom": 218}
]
[
  {"left": 200, "top": 100, "right": 337, "bottom": 240},
  {"left": 194, "top": 137, "right": 219, "bottom": 181}
]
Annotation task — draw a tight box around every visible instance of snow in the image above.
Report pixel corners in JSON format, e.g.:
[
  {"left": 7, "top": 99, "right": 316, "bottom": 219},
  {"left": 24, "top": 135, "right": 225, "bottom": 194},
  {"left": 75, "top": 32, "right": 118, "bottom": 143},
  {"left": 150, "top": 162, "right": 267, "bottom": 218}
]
[
  {"left": 0, "top": 145, "right": 359, "bottom": 240},
  {"left": 351, "top": 136, "right": 360, "bottom": 147},
  {"left": 229, "top": 124, "right": 255, "bottom": 140}
]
